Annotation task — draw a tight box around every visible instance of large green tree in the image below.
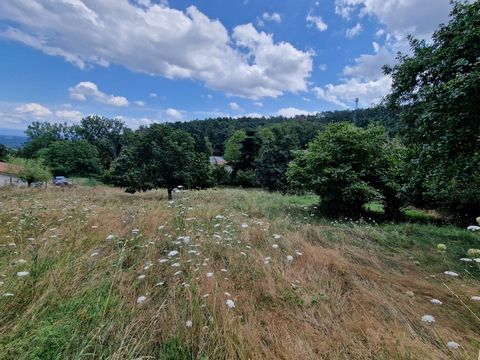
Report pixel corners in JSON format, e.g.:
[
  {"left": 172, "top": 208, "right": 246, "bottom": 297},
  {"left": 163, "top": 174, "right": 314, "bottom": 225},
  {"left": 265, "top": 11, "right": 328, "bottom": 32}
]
[
  {"left": 287, "top": 123, "right": 403, "bottom": 218},
  {"left": 109, "top": 125, "right": 210, "bottom": 199},
  {"left": 22, "top": 122, "right": 75, "bottom": 157},
  {"left": 39, "top": 140, "right": 103, "bottom": 177},
  {"left": 384, "top": 1, "right": 480, "bottom": 222},
  {"left": 8, "top": 158, "right": 52, "bottom": 187},
  {"left": 74, "top": 116, "right": 127, "bottom": 169}
]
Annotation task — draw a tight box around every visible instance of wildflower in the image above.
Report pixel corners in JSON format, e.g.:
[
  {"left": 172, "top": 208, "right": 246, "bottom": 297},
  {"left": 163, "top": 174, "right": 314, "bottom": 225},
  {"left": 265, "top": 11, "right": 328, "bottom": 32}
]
[
  {"left": 171, "top": 263, "right": 180, "bottom": 267},
  {"left": 471, "top": 296, "right": 480, "bottom": 301},
  {"left": 430, "top": 299, "right": 442, "bottom": 305},
  {"left": 224, "top": 292, "right": 231, "bottom": 297},
  {"left": 467, "top": 248, "right": 480, "bottom": 258},
  {"left": 240, "top": 252, "right": 247, "bottom": 256},
  {"left": 443, "top": 271, "right": 459, "bottom": 277},
  {"left": 295, "top": 250, "right": 303, "bottom": 256},
  {"left": 437, "top": 243, "right": 447, "bottom": 252},
  {"left": 421, "top": 315, "right": 435, "bottom": 323},
  {"left": 447, "top": 341, "right": 460, "bottom": 350},
  {"left": 16, "top": 271, "right": 29, "bottom": 277},
  {"left": 15, "top": 259, "right": 27, "bottom": 264},
  {"left": 136, "top": 296, "right": 147, "bottom": 304},
  {"left": 272, "top": 244, "right": 279, "bottom": 249},
  {"left": 174, "top": 271, "right": 182, "bottom": 276},
  {"left": 206, "top": 272, "right": 214, "bottom": 277},
  {"left": 3, "top": 293, "right": 14, "bottom": 297},
  {"left": 273, "top": 234, "right": 281, "bottom": 240},
  {"left": 132, "top": 229, "right": 140, "bottom": 236},
  {"left": 155, "top": 281, "right": 164, "bottom": 287},
  {"left": 241, "top": 223, "right": 249, "bottom": 229},
  {"left": 406, "top": 291, "right": 414, "bottom": 297},
  {"left": 202, "top": 293, "right": 210, "bottom": 298},
  {"left": 474, "top": 258, "right": 480, "bottom": 263},
  {"left": 106, "top": 234, "right": 114, "bottom": 240},
  {"left": 186, "top": 320, "right": 192, "bottom": 328},
  {"left": 467, "top": 225, "right": 480, "bottom": 231},
  {"left": 91, "top": 252, "right": 99, "bottom": 257},
  {"left": 226, "top": 299, "right": 235, "bottom": 309},
  {"left": 167, "top": 250, "right": 179, "bottom": 257},
  {"left": 220, "top": 269, "right": 227, "bottom": 272},
  {"left": 158, "top": 259, "right": 168, "bottom": 263},
  {"left": 138, "top": 274, "right": 146, "bottom": 280},
  {"left": 286, "top": 255, "right": 294, "bottom": 262}
]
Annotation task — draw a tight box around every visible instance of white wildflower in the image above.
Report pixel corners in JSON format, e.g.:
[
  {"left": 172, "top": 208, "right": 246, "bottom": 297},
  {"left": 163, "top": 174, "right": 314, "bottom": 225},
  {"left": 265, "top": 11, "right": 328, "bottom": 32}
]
[
  {"left": 186, "top": 320, "right": 192, "bottom": 328},
  {"left": 206, "top": 272, "right": 214, "bottom": 278},
  {"left": 106, "top": 234, "right": 114, "bottom": 240},
  {"left": 467, "top": 225, "right": 480, "bottom": 231},
  {"left": 224, "top": 292, "right": 231, "bottom": 297},
  {"left": 430, "top": 299, "right": 443, "bottom": 305},
  {"left": 91, "top": 252, "right": 99, "bottom": 257},
  {"left": 272, "top": 244, "right": 279, "bottom": 249},
  {"left": 443, "top": 271, "right": 459, "bottom": 277},
  {"left": 167, "top": 250, "right": 179, "bottom": 257},
  {"left": 241, "top": 223, "right": 249, "bottom": 229},
  {"left": 15, "top": 259, "right": 27, "bottom": 264},
  {"left": 136, "top": 295, "right": 147, "bottom": 304},
  {"left": 447, "top": 341, "right": 460, "bottom": 350},
  {"left": 138, "top": 274, "right": 146, "bottom": 280},
  {"left": 421, "top": 315, "right": 435, "bottom": 323},
  {"left": 3, "top": 292, "right": 14, "bottom": 297},
  {"left": 295, "top": 250, "right": 303, "bottom": 256},
  {"left": 460, "top": 258, "right": 472, "bottom": 262},
  {"left": 226, "top": 299, "right": 235, "bottom": 309},
  {"left": 471, "top": 296, "right": 480, "bottom": 301},
  {"left": 273, "top": 234, "right": 281, "bottom": 240},
  {"left": 16, "top": 271, "right": 29, "bottom": 277},
  {"left": 174, "top": 271, "right": 182, "bottom": 276},
  {"left": 220, "top": 269, "right": 227, "bottom": 272},
  {"left": 240, "top": 252, "right": 247, "bottom": 256},
  {"left": 171, "top": 263, "right": 180, "bottom": 267}
]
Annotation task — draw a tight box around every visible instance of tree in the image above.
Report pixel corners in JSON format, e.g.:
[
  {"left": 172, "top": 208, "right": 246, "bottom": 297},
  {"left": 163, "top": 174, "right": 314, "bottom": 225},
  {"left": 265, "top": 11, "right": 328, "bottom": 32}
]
[
  {"left": 74, "top": 116, "right": 126, "bottom": 169},
  {"left": 384, "top": 1, "right": 480, "bottom": 222},
  {"left": 39, "top": 140, "right": 103, "bottom": 177},
  {"left": 108, "top": 124, "right": 209, "bottom": 199},
  {"left": 256, "top": 124, "right": 301, "bottom": 192},
  {"left": 9, "top": 158, "right": 52, "bottom": 187},
  {"left": 22, "top": 121, "right": 75, "bottom": 157},
  {"left": 0, "top": 144, "right": 9, "bottom": 161},
  {"left": 224, "top": 130, "right": 246, "bottom": 162},
  {"left": 287, "top": 123, "right": 402, "bottom": 218}
]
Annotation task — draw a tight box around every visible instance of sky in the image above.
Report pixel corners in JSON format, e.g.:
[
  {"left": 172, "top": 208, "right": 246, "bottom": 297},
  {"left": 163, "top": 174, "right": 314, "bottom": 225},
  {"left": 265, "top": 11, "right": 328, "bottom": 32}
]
[{"left": 0, "top": 0, "right": 454, "bottom": 134}]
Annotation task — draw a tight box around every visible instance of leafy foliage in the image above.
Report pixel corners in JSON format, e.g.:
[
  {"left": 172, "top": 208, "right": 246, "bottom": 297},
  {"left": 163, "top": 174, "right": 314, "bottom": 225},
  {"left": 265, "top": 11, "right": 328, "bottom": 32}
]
[
  {"left": 109, "top": 124, "right": 209, "bottom": 199},
  {"left": 287, "top": 123, "right": 402, "bottom": 218},
  {"left": 39, "top": 140, "right": 103, "bottom": 177},
  {"left": 8, "top": 157, "right": 52, "bottom": 186},
  {"left": 384, "top": 1, "right": 480, "bottom": 221}
]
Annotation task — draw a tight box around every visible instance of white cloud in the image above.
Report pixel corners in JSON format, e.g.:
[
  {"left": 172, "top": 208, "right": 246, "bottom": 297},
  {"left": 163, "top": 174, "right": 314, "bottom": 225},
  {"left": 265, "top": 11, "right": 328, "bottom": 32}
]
[
  {"left": 346, "top": 23, "right": 362, "bottom": 38},
  {"left": 306, "top": 11, "right": 328, "bottom": 32},
  {"left": 313, "top": 75, "right": 391, "bottom": 108},
  {"left": 343, "top": 47, "right": 395, "bottom": 81},
  {"left": 0, "top": 1, "right": 312, "bottom": 99},
  {"left": 335, "top": 0, "right": 451, "bottom": 40},
  {"left": 277, "top": 107, "right": 312, "bottom": 118},
  {"left": 134, "top": 100, "right": 146, "bottom": 107},
  {"left": 262, "top": 12, "right": 282, "bottom": 23},
  {"left": 244, "top": 112, "right": 263, "bottom": 118},
  {"left": 69, "top": 81, "right": 129, "bottom": 107},
  {"left": 55, "top": 109, "right": 84, "bottom": 121},
  {"left": 318, "top": 63, "right": 327, "bottom": 71},
  {"left": 149, "top": 93, "right": 158, "bottom": 98},
  {"left": 164, "top": 108, "right": 183, "bottom": 120},
  {"left": 254, "top": 101, "right": 263, "bottom": 107},
  {"left": 15, "top": 103, "right": 51, "bottom": 117},
  {"left": 229, "top": 102, "right": 241, "bottom": 111}
]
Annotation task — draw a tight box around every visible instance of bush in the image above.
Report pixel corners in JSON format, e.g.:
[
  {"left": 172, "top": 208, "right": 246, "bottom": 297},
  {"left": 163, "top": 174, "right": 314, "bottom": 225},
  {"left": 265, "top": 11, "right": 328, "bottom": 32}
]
[{"left": 287, "top": 123, "right": 403, "bottom": 218}]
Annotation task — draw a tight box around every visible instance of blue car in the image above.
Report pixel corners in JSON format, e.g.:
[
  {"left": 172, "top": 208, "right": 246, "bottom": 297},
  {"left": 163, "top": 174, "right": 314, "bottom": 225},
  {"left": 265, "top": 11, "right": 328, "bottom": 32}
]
[{"left": 53, "top": 176, "right": 69, "bottom": 186}]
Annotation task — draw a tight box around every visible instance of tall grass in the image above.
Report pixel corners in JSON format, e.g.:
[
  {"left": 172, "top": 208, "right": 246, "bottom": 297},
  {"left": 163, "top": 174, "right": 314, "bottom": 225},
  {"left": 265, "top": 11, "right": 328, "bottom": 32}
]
[{"left": 0, "top": 186, "right": 479, "bottom": 359}]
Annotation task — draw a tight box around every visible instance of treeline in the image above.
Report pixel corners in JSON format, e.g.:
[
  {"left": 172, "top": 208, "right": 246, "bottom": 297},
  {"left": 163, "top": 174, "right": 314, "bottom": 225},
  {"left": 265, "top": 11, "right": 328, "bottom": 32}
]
[{"left": 7, "top": 1, "right": 479, "bottom": 223}]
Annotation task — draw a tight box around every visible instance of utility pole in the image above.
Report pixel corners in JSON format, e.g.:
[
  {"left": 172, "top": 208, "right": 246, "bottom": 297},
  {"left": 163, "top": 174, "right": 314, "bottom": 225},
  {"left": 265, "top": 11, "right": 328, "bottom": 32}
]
[{"left": 353, "top": 97, "right": 359, "bottom": 125}]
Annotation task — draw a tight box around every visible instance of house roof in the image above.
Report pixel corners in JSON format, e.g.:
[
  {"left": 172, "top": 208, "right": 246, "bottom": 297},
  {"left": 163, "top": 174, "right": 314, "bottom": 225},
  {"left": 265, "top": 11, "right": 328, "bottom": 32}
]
[
  {"left": 0, "top": 162, "right": 22, "bottom": 175},
  {"left": 209, "top": 156, "right": 227, "bottom": 166}
]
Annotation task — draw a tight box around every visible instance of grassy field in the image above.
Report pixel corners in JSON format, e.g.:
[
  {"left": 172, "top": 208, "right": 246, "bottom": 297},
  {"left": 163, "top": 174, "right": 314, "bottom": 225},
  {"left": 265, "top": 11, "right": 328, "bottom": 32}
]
[{"left": 0, "top": 186, "right": 479, "bottom": 359}]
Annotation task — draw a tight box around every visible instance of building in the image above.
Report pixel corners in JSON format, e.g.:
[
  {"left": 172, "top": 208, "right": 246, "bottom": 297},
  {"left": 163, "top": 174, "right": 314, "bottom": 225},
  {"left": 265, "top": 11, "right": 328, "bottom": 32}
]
[
  {"left": 209, "top": 156, "right": 227, "bottom": 166},
  {"left": 0, "top": 161, "right": 25, "bottom": 186}
]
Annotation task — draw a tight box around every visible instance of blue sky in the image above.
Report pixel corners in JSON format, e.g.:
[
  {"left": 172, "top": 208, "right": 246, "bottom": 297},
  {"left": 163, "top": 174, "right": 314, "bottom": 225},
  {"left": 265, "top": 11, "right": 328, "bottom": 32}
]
[{"left": 0, "top": 0, "right": 453, "bottom": 133}]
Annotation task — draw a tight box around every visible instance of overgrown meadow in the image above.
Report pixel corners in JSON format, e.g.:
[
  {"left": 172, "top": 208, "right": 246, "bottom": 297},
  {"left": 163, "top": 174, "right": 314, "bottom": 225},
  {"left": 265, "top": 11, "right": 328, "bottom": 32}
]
[{"left": 0, "top": 185, "right": 479, "bottom": 359}]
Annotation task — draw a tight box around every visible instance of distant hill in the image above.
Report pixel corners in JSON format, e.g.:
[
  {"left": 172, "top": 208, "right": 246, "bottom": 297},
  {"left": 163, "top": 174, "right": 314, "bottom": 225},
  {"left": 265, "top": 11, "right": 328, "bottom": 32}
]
[{"left": 0, "top": 134, "right": 27, "bottom": 148}]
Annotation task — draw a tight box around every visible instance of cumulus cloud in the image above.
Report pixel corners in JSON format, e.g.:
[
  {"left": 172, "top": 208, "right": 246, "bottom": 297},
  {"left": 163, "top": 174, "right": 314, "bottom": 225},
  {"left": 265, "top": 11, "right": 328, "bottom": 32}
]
[
  {"left": 164, "top": 108, "right": 183, "bottom": 120},
  {"left": 69, "top": 81, "right": 129, "bottom": 107},
  {"left": 134, "top": 100, "right": 146, "bottom": 107},
  {"left": 0, "top": 1, "right": 312, "bottom": 99},
  {"left": 335, "top": 0, "right": 451, "bottom": 40},
  {"left": 277, "top": 107, "right": 312, "bottom": 118},
  {"left": 262, "top": 12, "right": 282, "bottom": 23},
  {"left": 306, "top": 11, "right": 328, "bottom": 32},
  {"left": 229, "top": 102, "right": 241, "bottom": 111},
  {"left": 15, "top": 103, "right": 51, "bottom": 117},
  {"left": 346, "top": 23, "right": 362, "bottom": 38},
  {"left": 55, "top": 109, "right": 84, "bottom": 121}
]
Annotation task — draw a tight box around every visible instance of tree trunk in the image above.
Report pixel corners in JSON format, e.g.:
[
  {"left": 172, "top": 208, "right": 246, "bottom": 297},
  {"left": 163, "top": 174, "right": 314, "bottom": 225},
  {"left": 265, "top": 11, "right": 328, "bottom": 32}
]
[
  {"left": 167, "top": 188, "right": 173, "bottom": 201},
  {"left": 27, "top": 180, "right": 32, "bottom": 187}
]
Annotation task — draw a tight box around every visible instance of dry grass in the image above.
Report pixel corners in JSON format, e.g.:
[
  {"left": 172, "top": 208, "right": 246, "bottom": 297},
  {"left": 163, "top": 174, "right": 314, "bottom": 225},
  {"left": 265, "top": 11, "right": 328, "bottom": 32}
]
[{"left": 0, "top": 186, "right": 479, "bottom": 359}]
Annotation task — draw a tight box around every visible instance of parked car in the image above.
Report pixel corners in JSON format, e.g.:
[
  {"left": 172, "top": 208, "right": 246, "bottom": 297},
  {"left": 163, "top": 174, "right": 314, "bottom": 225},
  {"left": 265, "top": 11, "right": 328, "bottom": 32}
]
[{"left": 53, "top": 176, "right": 69, "bottom": 186}]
